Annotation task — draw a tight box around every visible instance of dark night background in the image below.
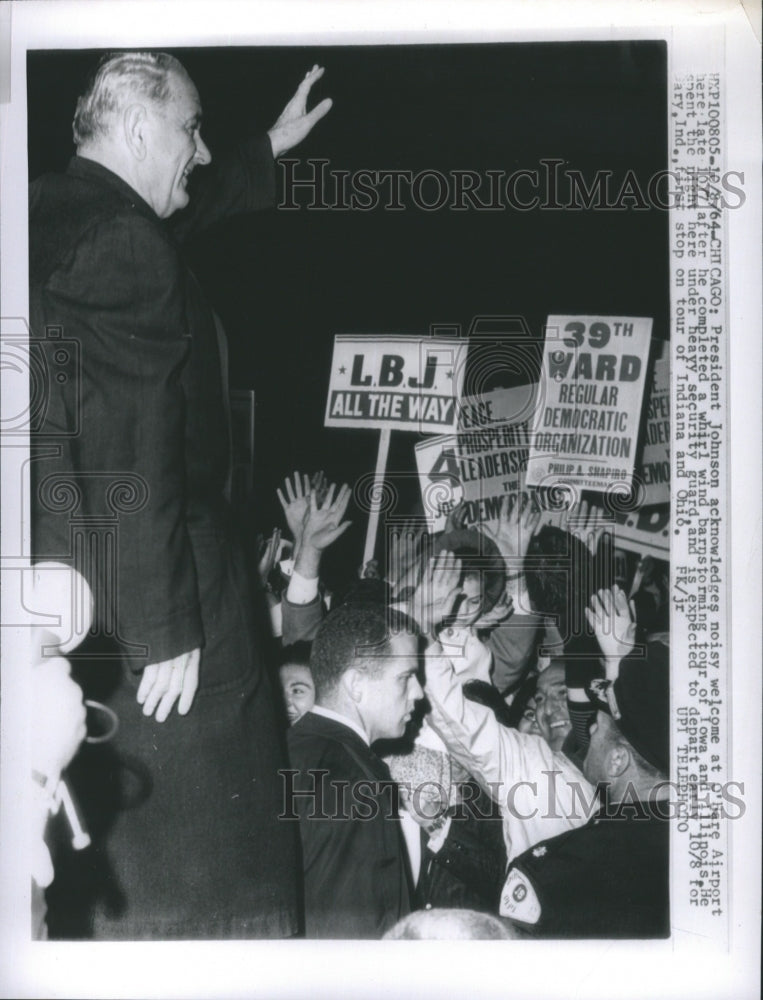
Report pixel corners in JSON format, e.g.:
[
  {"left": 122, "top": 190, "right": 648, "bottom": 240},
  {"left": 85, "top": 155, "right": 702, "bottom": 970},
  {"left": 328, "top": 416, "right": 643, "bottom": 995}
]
[{"left": 27, "top": 41, "right": 668, "bottom": 582}]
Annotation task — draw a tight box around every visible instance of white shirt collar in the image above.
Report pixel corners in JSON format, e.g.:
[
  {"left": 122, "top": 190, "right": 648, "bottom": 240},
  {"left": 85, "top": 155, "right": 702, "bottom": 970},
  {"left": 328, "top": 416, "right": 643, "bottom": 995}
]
[{"left": 310, "top": 704, "right": 370, "bottom": 746}]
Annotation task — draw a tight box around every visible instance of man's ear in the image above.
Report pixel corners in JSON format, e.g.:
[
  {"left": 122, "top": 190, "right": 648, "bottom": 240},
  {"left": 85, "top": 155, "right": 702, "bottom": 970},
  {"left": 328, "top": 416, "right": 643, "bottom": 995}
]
[
  {"left": 123, "top": 104, "right": 149, "bottom": 160},
  {"left": 341, "top": 666, "right": 365, "bottom": 705},
  {"left": 606, "top": 743, "right": 631, "bottom": 779}
]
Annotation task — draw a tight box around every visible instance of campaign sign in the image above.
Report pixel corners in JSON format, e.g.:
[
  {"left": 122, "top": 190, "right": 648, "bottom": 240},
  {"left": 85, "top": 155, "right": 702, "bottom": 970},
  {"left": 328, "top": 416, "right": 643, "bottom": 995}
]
[
  {"left": 611, "top": 504, "right": 670, "bottom": 558},
  {"left": 526, "top": 315, "right": 653, "bottom": 492},
  {"left": 415, "top": 386, "right": 548, "bottom": 532},
  {"left": 325, "top": 335, "right": 468, "bottom": 433},
  {"left": 414, "top": 434, "right": 462, "bottom": 533},
  {"left": 639, "top": 341, "right": 670, "bottom": 505},
  {"left": 456, "top": 385, "right": 536, "bottom": 524}
]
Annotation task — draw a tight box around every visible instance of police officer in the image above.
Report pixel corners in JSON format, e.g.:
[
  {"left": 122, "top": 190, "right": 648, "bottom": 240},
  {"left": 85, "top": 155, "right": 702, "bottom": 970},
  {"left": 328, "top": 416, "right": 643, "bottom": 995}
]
[{"left": 499, "top": 644, "right": 670, "bottom": 938}]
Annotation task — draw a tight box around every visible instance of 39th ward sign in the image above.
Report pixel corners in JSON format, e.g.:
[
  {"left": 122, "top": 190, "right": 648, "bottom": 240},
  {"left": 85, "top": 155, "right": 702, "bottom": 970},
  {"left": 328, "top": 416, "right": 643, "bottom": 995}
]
[
  {"left": 526, "top": 314, "right": 653, "bottom": 492},
  {"left": 324, "top": 335, "right": 468, "bottom": 433}
]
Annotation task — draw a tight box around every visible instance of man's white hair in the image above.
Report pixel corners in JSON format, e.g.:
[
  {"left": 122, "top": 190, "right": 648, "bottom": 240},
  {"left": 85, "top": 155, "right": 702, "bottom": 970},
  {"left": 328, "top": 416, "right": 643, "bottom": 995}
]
[{"left": 72, "top": 51, "right": 188, "bottom": 147}]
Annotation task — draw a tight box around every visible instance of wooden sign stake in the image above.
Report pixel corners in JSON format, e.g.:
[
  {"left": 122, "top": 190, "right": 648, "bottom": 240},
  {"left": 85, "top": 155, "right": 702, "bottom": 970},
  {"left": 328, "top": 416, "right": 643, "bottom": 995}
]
[{"left": 363, "top": 427, "right": 392, "bottom": 568}]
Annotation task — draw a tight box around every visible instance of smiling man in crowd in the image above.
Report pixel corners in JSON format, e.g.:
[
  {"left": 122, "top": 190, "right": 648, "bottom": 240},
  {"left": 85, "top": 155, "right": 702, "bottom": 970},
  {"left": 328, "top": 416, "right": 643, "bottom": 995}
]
[
  {"left": 285, "top": 602, "right": 424, "bottom": 938},
  {"left": 499, "top": 646, "right": 670, "bottom": 937},
  {"left": 533, "top": 661, "right": 572, "bottom": 752},
  {"left": 30, "top": 50, "right": 330, "bottom": 939}
]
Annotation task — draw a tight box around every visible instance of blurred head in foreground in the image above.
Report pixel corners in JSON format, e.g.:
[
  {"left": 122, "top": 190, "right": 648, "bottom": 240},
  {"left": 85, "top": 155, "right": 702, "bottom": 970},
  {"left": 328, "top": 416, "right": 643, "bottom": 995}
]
[{"left": 383, "top": 907, "right": 519, "bottom": 940}]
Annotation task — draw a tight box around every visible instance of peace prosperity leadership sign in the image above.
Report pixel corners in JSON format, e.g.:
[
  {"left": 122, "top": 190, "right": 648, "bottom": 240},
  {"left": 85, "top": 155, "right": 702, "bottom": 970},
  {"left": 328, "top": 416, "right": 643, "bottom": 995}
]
[{"left": 325, "top": 335, "right": 468, "bottom": 433}]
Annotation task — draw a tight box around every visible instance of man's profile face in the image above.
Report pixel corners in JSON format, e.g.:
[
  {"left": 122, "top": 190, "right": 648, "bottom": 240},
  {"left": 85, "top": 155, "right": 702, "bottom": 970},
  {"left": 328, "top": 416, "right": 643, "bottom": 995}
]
[
  {"left": 358, "top": 633, "right": 423, "bottom": 743},
  {"left": 534, "top": 662, "right": 571, "bottom": 751},
  {"left": 143, "top": 71, "right": 211, "bottom": 218}
]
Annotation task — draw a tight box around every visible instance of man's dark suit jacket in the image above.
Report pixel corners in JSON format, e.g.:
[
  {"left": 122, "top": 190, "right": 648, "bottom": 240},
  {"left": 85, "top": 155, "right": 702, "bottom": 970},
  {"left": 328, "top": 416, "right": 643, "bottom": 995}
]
[
  {"left": 287, "top": 711, "right": 411, "bottom": 938},
  {"left": 29, "top": 144, "right": 274, "bottom": 664},
  {"left": 29, "top": 143, "right": 299, "bottom": 939}
]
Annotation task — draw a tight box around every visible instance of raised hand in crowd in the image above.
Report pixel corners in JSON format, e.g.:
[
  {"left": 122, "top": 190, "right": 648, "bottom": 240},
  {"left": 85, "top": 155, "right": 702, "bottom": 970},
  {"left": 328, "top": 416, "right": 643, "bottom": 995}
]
[
  {"left": 628, "top": 555, "right": 670, "bottom": 640},
  {"left": 560, "top": 499, "right": 612, "bottom": 557},
  {"left": 386, "top": 517, "right": 428, "bottom": 599},
  {"left": 407, "top": 550, "right": 464, "bottom": 636},
  {"left": 279, "top": 477, "right": 352, "bottom": 646},
  {"left": 481, "top": 493, "right": 542, "bottom": 567},
  {"left": 268, "top": 65, "right": 333, "bottom": 158},
  {"left": 585, "top": 585, "right": 638, "bottom": 679},
  {"left": 310, "top": 469, "right": 329, "bottom": 506},
  {"left": 293, "top": 482, "right": 352, "bottom": 579},
  {"left": 443, "top": 499, "right": 469, "bottom": 534},
  {"left": 480, "top": 493, "right": 542, "bottom": 614},
  {"left": 277, "top": 472, "right": 312, "bottom": 550}
]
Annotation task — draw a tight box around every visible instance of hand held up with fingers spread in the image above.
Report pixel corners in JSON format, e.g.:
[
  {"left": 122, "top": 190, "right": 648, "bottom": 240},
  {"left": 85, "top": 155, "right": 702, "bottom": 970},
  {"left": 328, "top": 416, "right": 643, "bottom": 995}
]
[
  {"left": 481, "top": 494, "right": 541, "bottom": 611},
  {"left": 409, "top": 550, "right": 464, "bottom": 637},
  {"left": 560, "top": 498, "right": 611, "bottom": 557},
  {"left": 293, "top": 481, "right": 353, "bottom": 580},
  {"left": 481, "top": 494, "right": 542, "bottom": 567},
  {"left": 268, "top": 65, "right": 333, "bottom": 158},
  {"left": 300, "top": 482, "right": 353, "bottom": 551},
  {"left": 386, "top": 518, "right": 428, "bottom": 599},
  {"left": 277, "top": 471, "right": 312, "bottom": 551},
  {"left": 585, "top": 585, "right": 637, "bottom": 680}
]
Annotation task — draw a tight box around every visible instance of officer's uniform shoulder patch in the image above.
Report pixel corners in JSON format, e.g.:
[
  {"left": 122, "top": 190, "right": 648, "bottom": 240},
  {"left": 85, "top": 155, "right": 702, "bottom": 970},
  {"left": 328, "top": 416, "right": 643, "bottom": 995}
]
[{"left": 499, "top": 867, "right": 541, "bottom": 924}]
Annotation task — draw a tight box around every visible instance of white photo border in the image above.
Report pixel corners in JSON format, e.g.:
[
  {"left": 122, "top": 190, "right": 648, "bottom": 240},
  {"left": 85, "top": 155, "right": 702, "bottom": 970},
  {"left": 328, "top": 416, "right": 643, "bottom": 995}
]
[{"left": 1, "top": 3, "right": 760, "bottom": 999}]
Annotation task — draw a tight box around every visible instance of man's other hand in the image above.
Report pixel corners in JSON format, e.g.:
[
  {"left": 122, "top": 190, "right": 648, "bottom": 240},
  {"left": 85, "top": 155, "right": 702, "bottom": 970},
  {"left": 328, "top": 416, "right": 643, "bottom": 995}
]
[
  {"left": 268, "top": 65, "right": 332, "bottom": 157},
  {"left": 137, "top": 648, "right": 201, "bottom": 722}
]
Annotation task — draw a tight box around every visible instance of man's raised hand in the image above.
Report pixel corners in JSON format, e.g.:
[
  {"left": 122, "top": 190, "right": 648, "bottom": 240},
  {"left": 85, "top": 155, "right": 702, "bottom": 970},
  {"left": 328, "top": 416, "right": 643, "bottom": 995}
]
[
  {"left": 386, "top": 517, "right": 427, "bottom": 598},
  {"left": 410, "top": 550, "right": 463, "bottom": 635},
  {"left": 481, "top": 493, "right": 542, "bottom": 567},
  {"left": 585, "top": 586, "right": 637, "bottom": 678},
  {"left": 560, "top": 498, "right": 612, "bottom": 557},
  {"left": 268, "top": 65, "right": 333, "bottom": 158},
  {"left": 277, "top": 471, "right": 312, "bottom": 548},
  {"left": 301, "top": 483, "right": 352, "bottom": 552}
]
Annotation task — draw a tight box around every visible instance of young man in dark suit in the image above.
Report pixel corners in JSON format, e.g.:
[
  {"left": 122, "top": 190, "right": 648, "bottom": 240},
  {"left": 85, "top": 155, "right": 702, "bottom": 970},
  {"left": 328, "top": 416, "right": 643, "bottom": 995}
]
[{"left": 286, "top": 602, "right": 424, "bottom": 938}]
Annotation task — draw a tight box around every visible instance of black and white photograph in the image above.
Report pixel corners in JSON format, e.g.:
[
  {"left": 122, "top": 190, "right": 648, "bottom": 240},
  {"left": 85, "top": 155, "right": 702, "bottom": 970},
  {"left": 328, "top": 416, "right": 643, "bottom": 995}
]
[{"left": 1, "top": 2, "right": 760, "bottom": 998}]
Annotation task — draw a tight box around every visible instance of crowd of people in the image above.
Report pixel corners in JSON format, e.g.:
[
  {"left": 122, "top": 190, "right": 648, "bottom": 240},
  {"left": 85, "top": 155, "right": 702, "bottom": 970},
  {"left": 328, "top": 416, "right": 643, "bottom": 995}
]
[
  {"left": 29, "top": 49, "right": 670, "bottom": 942},
  {"left": 259, "top": 472, "right": 670, "bottom": 938}
]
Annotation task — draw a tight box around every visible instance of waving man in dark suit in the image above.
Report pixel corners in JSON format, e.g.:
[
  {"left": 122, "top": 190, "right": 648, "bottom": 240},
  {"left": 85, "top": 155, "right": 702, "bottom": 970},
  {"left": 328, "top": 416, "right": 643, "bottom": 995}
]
[{"left": 29, "top": 51, "right": 330, "bottom": 939}]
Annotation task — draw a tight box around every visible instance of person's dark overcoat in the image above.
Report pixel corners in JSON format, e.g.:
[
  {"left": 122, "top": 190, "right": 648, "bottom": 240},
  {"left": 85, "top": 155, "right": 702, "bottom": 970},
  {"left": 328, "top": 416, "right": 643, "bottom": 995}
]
[{"left": 29, "top": 144, "right": 299, "bottom": 939}]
